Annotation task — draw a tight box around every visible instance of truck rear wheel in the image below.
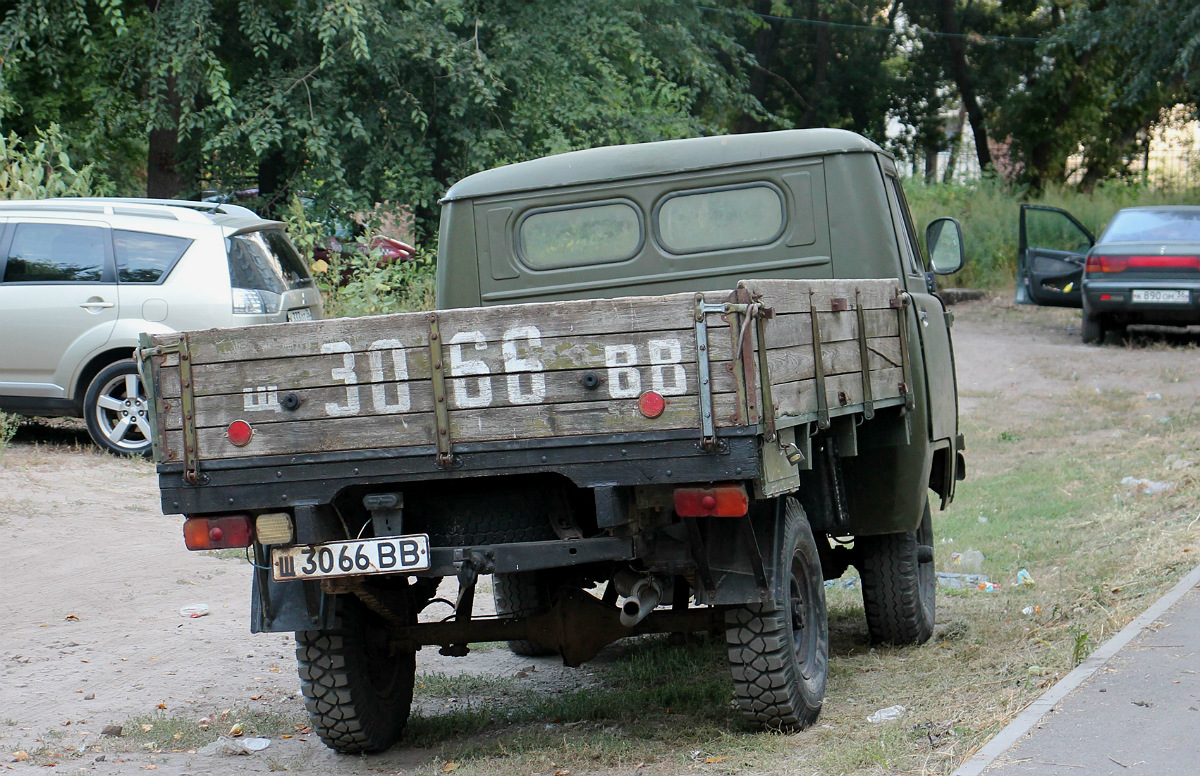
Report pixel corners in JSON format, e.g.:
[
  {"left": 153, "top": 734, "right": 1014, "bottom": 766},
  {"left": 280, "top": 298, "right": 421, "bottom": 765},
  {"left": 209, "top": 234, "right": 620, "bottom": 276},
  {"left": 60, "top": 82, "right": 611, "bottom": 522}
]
[
  {"left": 857, "top": 500, "right": 936, "bottom": 645},
  {"left": 295, "top": 595, "right": 415, "bottom": 754},
  {"left": 493, "top": 572, "right": 557, "bottom": 657},
  {"left": 725, "top": 498, "right": 828, "bottom": 731}
]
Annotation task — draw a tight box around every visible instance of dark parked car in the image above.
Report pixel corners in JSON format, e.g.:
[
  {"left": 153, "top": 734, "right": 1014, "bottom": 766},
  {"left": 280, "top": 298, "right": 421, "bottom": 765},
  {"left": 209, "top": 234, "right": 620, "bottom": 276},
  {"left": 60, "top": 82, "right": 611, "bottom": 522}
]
[{"left": 1016, "top": 205, "right": 1200, "bottom": 343}]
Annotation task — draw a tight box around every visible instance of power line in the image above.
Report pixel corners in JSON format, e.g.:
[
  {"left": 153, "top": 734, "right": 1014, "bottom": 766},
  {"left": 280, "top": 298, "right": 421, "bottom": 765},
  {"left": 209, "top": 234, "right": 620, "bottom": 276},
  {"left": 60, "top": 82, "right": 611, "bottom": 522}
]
[{"left": 689, "top": 3, "right": 1043, "bottom": 45}]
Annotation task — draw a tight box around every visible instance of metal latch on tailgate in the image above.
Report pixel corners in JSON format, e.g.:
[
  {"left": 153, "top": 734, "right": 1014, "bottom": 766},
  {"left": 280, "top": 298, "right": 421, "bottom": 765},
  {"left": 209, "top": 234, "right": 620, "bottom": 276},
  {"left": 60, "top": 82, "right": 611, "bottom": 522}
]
[
  {"left": 694, "top": 293, "right": 774, "bottom": 451},
  {"left": 139, "top": 333, "right": 200, "bottom": 483}
]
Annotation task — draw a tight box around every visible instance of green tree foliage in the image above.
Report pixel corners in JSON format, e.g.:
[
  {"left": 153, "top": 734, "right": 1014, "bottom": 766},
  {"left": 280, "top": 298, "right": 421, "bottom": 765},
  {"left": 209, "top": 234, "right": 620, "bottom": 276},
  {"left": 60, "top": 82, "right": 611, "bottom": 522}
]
[
  {"left": 727, "top": 0, "right": 901, "bottom": 141},
  {"left": 0, "top": 0, "right": 753, "bottom": 237},
  {"left": 0, "top": 123, "right": 103, "bottom": 198}
]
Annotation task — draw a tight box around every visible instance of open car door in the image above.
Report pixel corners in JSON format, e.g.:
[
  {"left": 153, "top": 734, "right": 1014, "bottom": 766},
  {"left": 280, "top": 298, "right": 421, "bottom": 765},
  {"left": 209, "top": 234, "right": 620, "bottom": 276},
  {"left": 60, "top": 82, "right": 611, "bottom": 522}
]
[{"left": 1016, "top": 205, "right": 1094, "bottom": 307}]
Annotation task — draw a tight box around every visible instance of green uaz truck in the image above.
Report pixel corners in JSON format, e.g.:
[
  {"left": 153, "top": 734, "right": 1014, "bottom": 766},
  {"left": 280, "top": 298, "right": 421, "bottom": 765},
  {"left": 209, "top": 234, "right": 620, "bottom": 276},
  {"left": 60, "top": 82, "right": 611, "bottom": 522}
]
[{"left": 141, "top": 129, "right": 966, "bottom": 753}]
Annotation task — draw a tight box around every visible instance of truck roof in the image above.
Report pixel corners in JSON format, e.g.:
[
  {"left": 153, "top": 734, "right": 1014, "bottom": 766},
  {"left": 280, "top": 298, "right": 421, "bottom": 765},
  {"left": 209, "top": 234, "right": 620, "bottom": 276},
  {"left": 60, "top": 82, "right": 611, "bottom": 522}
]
[{"left": 442, "top": 129, "right": 883, "bottom": 202}]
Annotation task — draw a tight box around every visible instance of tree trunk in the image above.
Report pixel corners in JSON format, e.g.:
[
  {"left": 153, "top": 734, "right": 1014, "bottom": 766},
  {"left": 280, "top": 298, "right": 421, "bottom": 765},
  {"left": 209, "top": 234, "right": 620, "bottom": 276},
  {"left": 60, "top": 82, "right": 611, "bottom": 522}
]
[
  {"left": 798, "top": 0, "right": 831, "bottom": 128},
  {"left": 257, "top": 148, "right": 291, "bottom": 220},
  {"left": 924, "top": 147, "right": 939, "bottom": 184},
  {"left": 938, "top": 0, "right": 992, "bottom": 172},
  {"left": 146, "top": 80, "right": 184, "bottom": 199},
  {"left": 737, "top": 0, "right": 782, "bottom": 134},
  {"left": 942, "top": 107, "right": 966, "bottom": 183}
]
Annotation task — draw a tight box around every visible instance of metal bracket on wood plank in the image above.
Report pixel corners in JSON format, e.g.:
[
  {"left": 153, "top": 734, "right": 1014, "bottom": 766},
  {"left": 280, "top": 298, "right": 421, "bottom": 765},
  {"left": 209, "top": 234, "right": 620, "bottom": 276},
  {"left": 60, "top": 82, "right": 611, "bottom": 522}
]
[
  {"left": 427, "top": 314, "right": 454, "bottom": 468},
  {"left": 137, "top": 333, "right": 167, "bottom": 464},
  {"left": 809, "top": 290, "right": 830, "bottom": 430},
  {"left": 893, "top": 291, "right": 916, "bottom": 411},
  {"left": 727, "top": 287, "right": 758, "bottom": 427},
  {"left": 695, "top": 296, "right": 730, "bottom": 451},
  {"left": 855, "top": 289, "right": 875, "bottom": 420},
  {"left": 175, "top": 333, "right": 201, "bottom": 484},
  {"left": 753, "top": 302, "right": 778, "bottom": 443}
]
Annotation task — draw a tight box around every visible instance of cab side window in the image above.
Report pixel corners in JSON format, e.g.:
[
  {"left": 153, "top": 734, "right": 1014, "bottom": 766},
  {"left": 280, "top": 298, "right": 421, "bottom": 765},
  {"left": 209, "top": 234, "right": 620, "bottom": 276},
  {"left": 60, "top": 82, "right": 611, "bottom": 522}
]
[
  {"left": 883, "top": 176, "right": 927, "bottom": 277},
  {"left": 3, "top": 223, "right": 108, "bottom": 283}
]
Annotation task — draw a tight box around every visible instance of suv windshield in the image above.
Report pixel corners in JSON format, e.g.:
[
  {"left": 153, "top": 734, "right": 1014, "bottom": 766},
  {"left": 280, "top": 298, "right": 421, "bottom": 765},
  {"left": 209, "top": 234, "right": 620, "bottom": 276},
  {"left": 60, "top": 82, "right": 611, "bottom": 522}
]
[
  {"left": 227, "top": 229, "right": 313, "bottom": 293},
  {"left": 1102, "top": 209, "right": 1200, "bottom": 243}
]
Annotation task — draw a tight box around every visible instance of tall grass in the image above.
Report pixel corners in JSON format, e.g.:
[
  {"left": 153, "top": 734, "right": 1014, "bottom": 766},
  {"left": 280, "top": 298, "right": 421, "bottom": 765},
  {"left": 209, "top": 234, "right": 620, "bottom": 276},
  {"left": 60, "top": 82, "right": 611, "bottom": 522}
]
[{"left": 905, "top": 178, "right": 1200, "bottom": 290}]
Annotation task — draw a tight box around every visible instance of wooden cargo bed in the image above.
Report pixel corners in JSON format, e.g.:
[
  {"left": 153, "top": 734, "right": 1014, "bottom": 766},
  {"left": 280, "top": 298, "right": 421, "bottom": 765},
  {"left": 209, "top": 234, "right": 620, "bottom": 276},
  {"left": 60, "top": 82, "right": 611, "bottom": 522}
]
[{"left": 142, "top": 278, "right": 910, "bottom": 478}]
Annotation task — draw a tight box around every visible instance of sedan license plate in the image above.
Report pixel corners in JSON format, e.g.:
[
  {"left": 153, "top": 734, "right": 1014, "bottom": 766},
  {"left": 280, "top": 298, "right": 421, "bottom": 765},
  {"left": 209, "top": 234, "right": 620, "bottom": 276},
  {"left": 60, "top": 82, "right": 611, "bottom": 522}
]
[
  {"left": 287, "top": 307, "right": 315, "bottom": 322},
  {"left": 271, "top": 535, "right": 430, "bottom": 581},
  {"left": 1132, "top": 289, "right": 1189, "bottom": 304}
]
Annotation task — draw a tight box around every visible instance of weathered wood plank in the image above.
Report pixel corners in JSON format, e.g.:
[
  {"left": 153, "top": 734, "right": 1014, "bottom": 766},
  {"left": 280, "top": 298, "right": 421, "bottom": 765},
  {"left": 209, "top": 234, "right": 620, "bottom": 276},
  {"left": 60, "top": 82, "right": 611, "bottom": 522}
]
[
  {"left": 163, "top": 366, "right": 740, "bottom": 431},
  {"left": 750, "top": 308, "right": 900, "bottom": 352},
  {"left": 158, "top": 327, "right": 711, "bottom": 400},
  {"left": 737, "top": 278, "right": 902, "bottom": 314},
  {"left": 161, "top": 393, "right": 743, "bottom": 462},
  {"left": 157, "top": 292, "right": 730, "bottom": 366},
  {"left": 749, "top": 336, "right": 902, "bottom": 386},
  {"left": 772, "top": 367, "right": 904, "bottom": 420}
]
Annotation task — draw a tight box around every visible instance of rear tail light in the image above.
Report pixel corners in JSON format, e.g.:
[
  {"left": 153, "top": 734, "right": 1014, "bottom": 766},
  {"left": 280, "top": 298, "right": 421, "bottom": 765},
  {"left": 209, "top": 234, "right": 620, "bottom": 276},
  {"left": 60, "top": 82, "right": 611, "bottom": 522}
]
[
  {"left": 183, "top": 515, "right": 253, "bottom": 550},
  {"left": 232, "top": 287, "right": 283, "bottom": 314},
  {"left": 1086, "top": 254, "right": 1200, "bottom": 273},
  {"left": 674, "top": 484, "right": 750, "bottom": 517}
]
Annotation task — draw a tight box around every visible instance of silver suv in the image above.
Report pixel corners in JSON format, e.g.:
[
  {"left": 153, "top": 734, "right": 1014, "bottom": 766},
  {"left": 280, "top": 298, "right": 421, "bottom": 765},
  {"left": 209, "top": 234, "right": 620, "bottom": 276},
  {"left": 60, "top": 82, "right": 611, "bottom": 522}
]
[{"left": 0, "top": 198, "right": 324, "bottom": 455}]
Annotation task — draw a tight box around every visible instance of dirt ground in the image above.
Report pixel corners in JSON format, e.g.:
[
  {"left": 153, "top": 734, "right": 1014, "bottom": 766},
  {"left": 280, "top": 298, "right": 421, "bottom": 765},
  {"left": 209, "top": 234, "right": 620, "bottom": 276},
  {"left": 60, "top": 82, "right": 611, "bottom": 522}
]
[{"left": 1, "top": 297, "right": 1197, "bottom": 775}]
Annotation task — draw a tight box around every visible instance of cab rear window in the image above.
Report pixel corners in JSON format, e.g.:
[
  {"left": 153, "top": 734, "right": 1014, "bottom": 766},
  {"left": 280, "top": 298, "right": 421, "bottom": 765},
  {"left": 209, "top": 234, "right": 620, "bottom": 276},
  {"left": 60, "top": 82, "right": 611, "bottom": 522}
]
[
  {"left": 518, "top": 201, "right": 641, "bottom": 269},
  {"left": 657, "top": 184, "right": 784, "bottom": 254}
]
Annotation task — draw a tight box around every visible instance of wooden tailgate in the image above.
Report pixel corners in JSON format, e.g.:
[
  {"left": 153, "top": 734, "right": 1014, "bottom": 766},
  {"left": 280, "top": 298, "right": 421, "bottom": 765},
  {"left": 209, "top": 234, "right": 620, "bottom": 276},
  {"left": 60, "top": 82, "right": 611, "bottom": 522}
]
[{"left": 142, "top": 278, "right": 908, "bottom": 473}]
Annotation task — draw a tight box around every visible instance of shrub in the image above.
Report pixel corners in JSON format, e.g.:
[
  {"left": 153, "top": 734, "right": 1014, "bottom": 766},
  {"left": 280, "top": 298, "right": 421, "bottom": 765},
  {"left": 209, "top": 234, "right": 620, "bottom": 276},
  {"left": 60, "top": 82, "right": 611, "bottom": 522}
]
[{"left": 0, "top": 123, "right": 103, "bottom": 199}]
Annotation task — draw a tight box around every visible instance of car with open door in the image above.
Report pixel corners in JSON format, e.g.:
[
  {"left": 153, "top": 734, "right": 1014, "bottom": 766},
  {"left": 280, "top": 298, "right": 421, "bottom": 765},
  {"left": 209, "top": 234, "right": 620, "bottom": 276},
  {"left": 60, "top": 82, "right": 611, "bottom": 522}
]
[
  {"left": 1078, "top": 206, "right": 1200, "bottom": 343},
  {"left": 1015, "top": 204, "right": 1094, "bottom": 308}
]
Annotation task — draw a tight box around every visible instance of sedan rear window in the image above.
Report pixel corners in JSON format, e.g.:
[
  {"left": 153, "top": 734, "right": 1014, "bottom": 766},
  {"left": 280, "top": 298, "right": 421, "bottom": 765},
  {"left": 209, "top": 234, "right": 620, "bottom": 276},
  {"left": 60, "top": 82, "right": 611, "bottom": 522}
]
[
  {"left": 227, "top": 230, "right": 313, "bottom": 293},
  {"left": 1102, "top": 209, "right": 1200, "bottom": 243}
]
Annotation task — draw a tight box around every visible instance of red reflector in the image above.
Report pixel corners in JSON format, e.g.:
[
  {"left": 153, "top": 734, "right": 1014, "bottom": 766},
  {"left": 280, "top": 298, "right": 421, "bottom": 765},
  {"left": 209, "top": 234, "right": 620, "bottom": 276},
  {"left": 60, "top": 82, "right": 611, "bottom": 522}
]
[
  {"left": 1100, "top": 293, "right": 1112, "bottom": 301},
  {"left": 227, "top": 420, "right": 254, "bottom": 447},
  {"left": 183, "top": 515, "right": 253, "bottom": 550},
  {"left": 638, "top": 391, "right": 666, "bottom": 419},
  {"left": 674, "top": 484, "right": 750, "bottom": 517}
]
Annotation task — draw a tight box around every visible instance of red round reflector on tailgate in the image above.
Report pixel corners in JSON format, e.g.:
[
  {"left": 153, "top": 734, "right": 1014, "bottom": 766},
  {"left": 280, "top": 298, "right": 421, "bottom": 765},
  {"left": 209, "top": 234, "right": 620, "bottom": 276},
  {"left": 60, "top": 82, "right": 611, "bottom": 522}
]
[
  {"left": 227, "top": 420, "right": 254, "bottom": 447},
  {"left": 638, "top": 391, "right": 666, "bottom": 419}
]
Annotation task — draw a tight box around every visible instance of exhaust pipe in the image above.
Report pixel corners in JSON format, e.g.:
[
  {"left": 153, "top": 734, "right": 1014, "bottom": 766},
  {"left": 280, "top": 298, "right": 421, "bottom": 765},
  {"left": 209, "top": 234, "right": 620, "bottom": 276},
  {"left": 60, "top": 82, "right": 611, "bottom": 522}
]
[{"left": 619, "top": 576, "right": 664, "bottom": 628}]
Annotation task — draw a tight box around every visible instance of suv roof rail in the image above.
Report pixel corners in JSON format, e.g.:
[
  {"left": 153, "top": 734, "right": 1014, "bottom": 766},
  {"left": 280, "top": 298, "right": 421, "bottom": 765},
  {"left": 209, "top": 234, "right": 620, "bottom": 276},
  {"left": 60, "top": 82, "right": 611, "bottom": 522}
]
[{"left": 0, "top": 197, "right": 261, "bottom": 221}]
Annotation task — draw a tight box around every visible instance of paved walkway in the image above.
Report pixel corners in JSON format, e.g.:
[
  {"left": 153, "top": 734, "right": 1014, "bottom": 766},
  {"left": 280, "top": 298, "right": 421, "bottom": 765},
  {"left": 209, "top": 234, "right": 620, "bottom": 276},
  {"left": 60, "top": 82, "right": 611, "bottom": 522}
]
[{"left": 953, "top": 564, "right": 1200, "bottom": 776}]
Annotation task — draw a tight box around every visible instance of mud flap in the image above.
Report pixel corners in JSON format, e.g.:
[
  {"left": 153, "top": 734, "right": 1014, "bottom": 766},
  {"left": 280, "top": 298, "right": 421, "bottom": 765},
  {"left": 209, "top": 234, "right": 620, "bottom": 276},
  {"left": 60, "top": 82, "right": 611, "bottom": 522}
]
[
  {"left": 250, "top": 569, "right": 337, "bottom": 634},
  {"left": 686, "top": 497, "right": 792, "bottom": 610}
]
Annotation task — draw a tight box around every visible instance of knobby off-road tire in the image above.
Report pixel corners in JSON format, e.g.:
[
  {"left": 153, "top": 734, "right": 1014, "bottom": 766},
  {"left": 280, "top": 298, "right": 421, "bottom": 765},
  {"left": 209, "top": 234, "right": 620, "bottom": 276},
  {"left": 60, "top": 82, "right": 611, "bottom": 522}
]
[
  {"left": 493, "top": 571, "right": 557, "bottom": 657},
  {"left": 295, "top": 595, "right": 415, "bottom": 754},
  {"left": 726, "top": 498, "right": 828, "bottom": 731},
  {"left": 857, "top": 500, "right": 936, "bottom": 646},
  {"left": 1081, "top": 311, "right": 1105, "bottom": 345}
]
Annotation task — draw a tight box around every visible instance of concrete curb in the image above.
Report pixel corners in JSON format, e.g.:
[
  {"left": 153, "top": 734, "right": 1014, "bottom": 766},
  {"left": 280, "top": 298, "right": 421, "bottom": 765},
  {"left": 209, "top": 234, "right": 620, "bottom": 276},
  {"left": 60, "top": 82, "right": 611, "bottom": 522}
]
[{"left": 951, "top": 561, "right": 1200, "bottom": 776}]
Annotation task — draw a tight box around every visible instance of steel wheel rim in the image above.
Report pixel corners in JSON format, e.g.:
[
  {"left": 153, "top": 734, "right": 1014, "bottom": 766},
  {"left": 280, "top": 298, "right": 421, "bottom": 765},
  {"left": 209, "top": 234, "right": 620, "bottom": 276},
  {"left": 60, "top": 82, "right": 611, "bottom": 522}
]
[
  {"left": 93, "top": 372, "right": 152, "bottom": 452},
  {"left": 789, "top": 554, "right": 820, "bottom": 680}
]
